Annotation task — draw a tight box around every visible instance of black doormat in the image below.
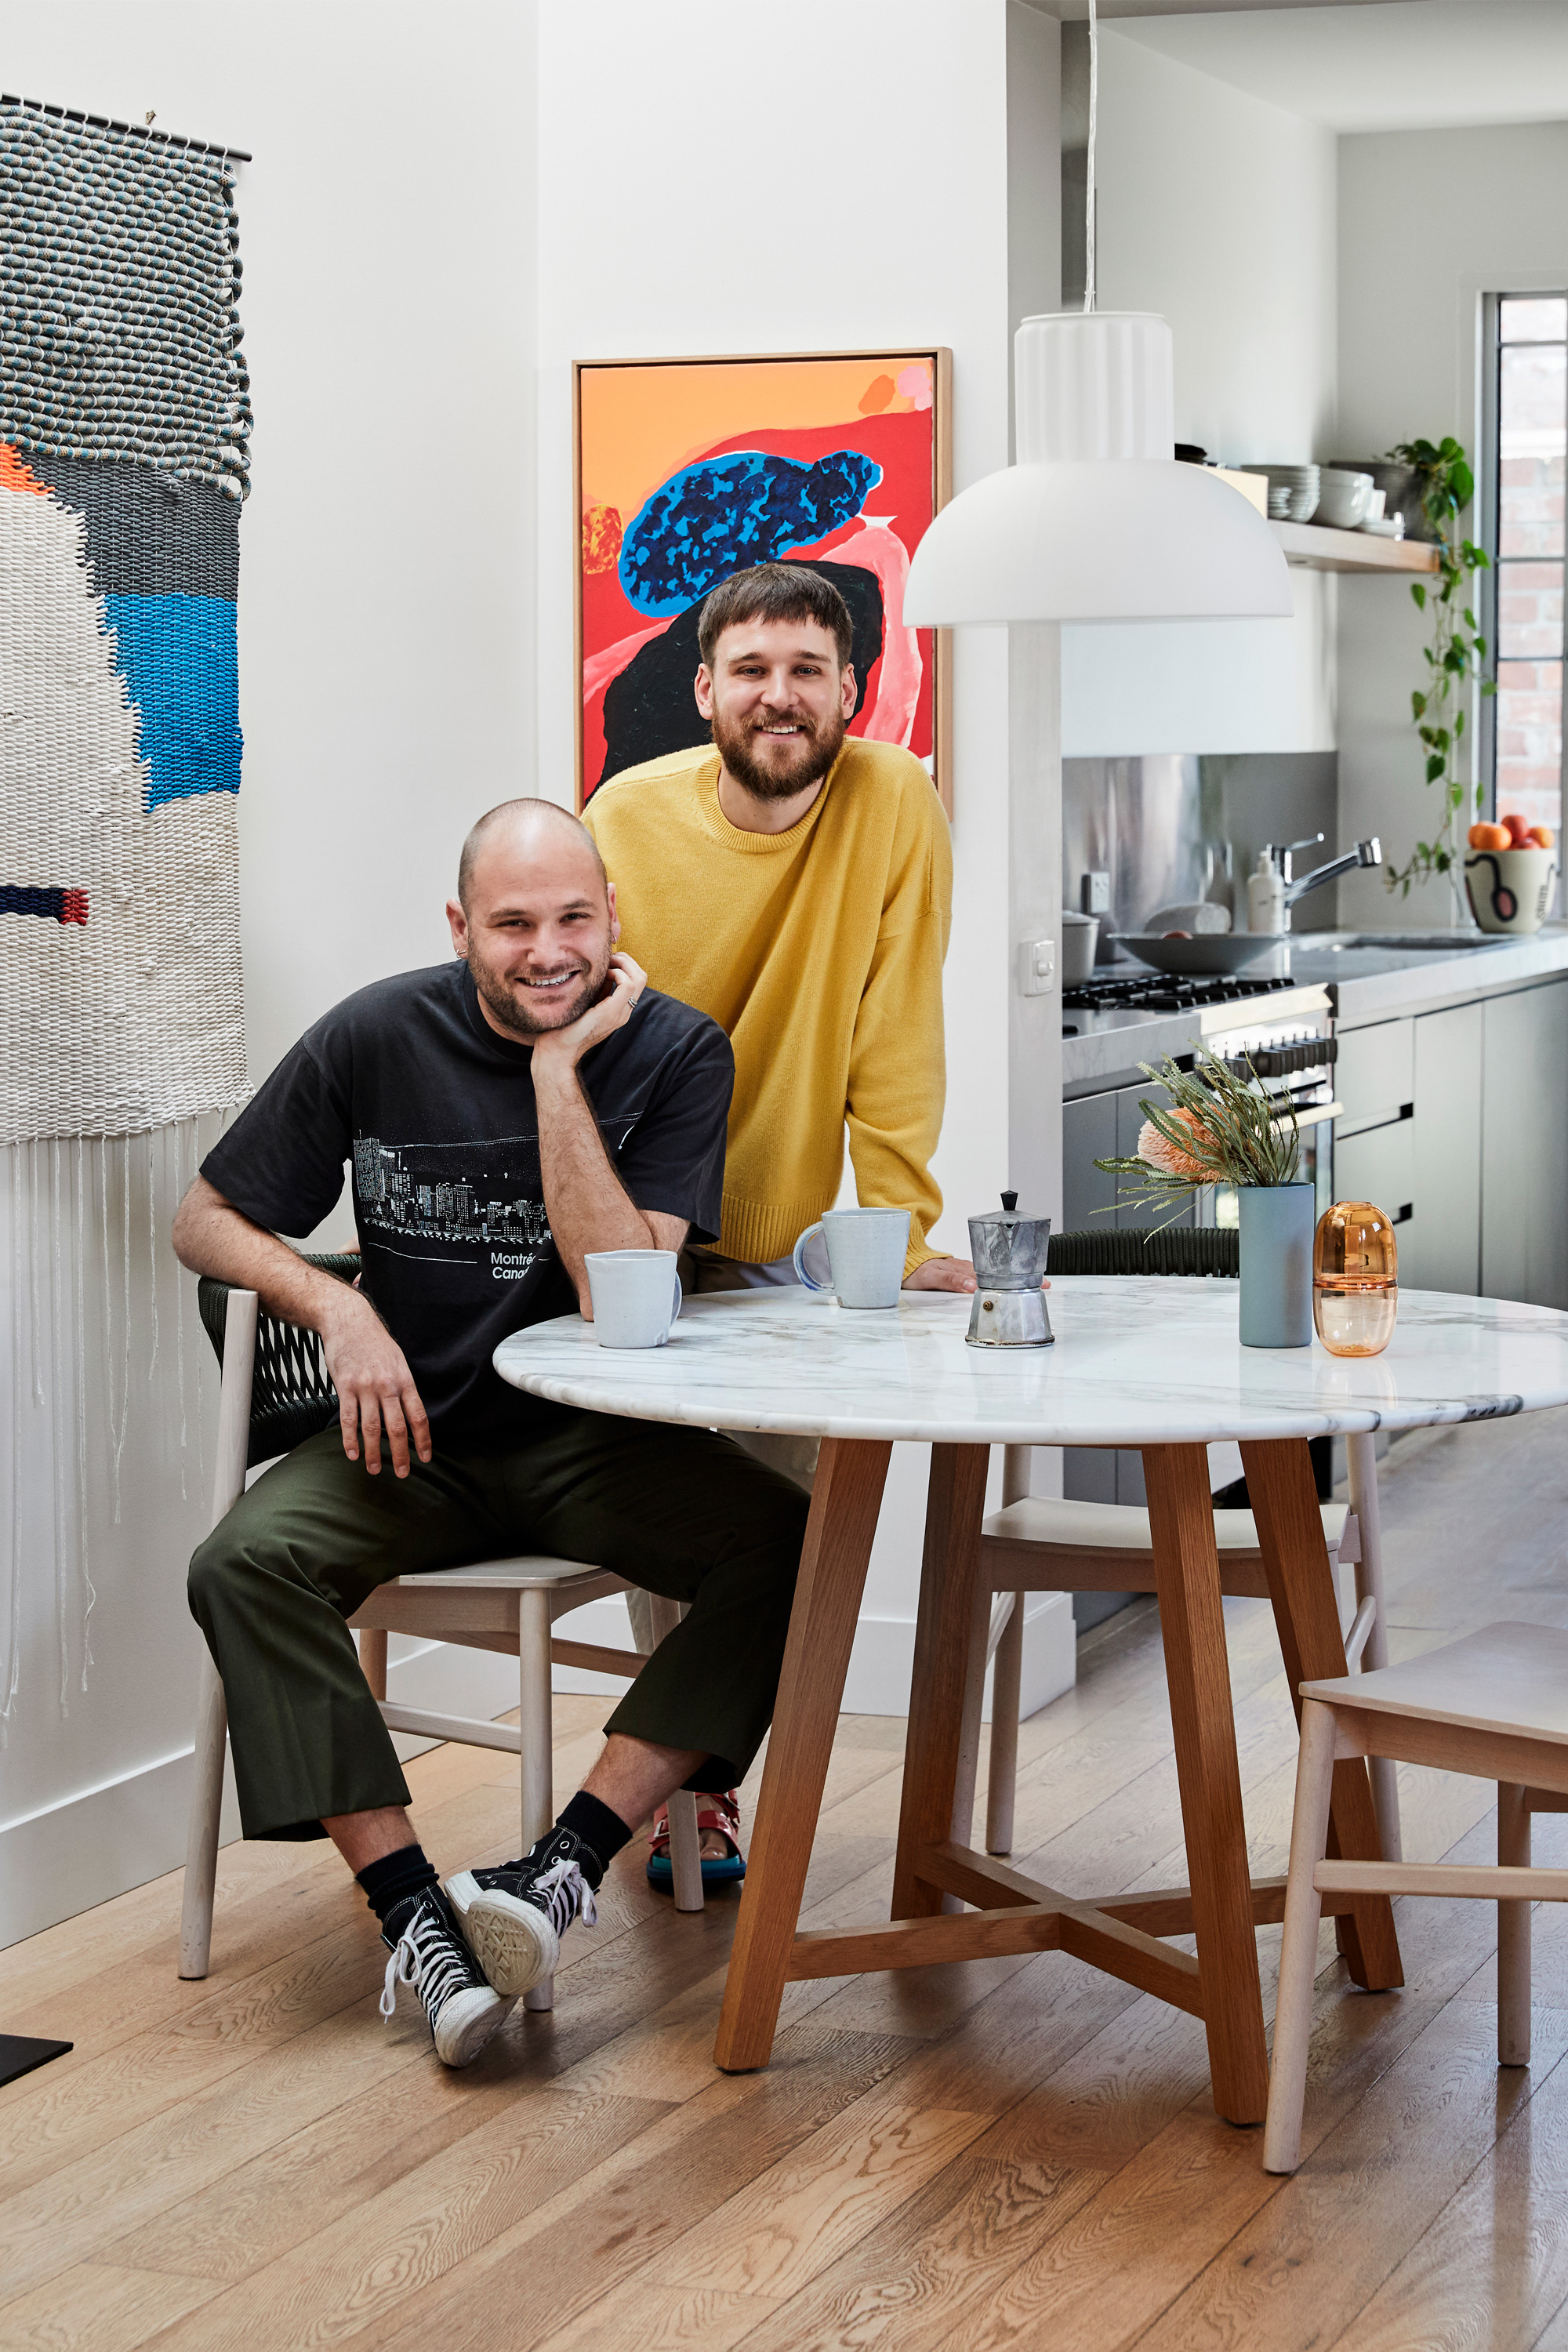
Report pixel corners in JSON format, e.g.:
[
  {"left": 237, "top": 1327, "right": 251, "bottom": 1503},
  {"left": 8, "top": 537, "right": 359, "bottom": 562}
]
[{"left": 0, "top": 2034, "right": 72, "bottom": 2089}]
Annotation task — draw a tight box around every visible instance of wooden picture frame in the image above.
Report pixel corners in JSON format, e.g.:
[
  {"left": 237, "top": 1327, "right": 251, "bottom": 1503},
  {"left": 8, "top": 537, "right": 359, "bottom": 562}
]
[{"left": 573, "top": 347, "right": 953, "bottom": 816}]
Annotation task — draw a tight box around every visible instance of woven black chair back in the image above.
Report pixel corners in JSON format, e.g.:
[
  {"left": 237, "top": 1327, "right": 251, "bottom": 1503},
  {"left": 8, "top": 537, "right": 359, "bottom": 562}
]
[
  {"left": 1045, "top": 1226, "right": 1239, "bottom": 1279},
  {"left": 196, "top": 1254, "right": 361, "bottom": 1468}
]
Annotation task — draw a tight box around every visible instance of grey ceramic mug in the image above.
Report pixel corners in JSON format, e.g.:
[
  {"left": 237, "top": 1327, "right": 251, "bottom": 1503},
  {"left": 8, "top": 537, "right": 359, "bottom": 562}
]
[
  {"left": 585, "top": 1249, "right": 684, "bottom": 1348},
  {"left": 792, "top": 1207, "right": 910, "bottom": 1309}
]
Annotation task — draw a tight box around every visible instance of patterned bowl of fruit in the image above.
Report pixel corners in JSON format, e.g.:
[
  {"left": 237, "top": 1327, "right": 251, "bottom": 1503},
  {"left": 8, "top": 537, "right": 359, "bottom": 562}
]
[{"left": 1464, "top": 815, "right": 1559, "bottom": 933}]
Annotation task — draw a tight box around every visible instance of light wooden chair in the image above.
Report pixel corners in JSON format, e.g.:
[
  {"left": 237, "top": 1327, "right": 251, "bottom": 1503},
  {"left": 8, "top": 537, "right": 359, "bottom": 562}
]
[
  {"left": 967, "top": 1234, "right": 1400, "bottom": 1869},
  {"left": 1264, "top": 1619, "right": 1568, "bottom": 2173},
  {"left": 179, "top": 1268, "right": 703, "bottom": 2006}
]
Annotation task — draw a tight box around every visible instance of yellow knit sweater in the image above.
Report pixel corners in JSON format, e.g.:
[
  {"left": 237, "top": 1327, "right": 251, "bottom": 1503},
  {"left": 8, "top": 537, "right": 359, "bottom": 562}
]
[{"left": 584, "top": 738, "right": 953, "bottom": 1274}]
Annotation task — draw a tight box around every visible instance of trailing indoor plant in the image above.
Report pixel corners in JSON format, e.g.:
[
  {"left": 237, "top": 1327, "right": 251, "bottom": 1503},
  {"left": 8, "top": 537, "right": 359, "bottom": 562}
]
[
  {"left": 1095, "top": 1044, "right": 1313, "bottom": 1346},
  {"left": 1381, "top": 437, "right": 1494, "bottom": 919}
]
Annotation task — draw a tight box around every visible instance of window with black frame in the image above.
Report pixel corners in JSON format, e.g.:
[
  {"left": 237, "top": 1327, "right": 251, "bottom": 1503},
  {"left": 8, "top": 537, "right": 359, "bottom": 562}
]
[{"left": 1489, "top": 295, "right": 1567, "bottom": 840}]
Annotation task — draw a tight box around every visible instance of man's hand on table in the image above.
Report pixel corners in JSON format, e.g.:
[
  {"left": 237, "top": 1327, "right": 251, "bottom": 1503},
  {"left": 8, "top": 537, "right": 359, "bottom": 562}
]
[
  {"left": 320, "top": 1289, "right": 433, "bottom": 1477},
  {"left": 902, "top": 1256, "right": 1050, "bottom": 1295}
]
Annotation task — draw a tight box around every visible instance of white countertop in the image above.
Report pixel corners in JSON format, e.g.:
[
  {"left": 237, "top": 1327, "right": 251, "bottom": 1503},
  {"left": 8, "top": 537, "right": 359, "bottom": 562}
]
[{"left": 493, "top": 1280, "right": 1568, "bottom": 1448}]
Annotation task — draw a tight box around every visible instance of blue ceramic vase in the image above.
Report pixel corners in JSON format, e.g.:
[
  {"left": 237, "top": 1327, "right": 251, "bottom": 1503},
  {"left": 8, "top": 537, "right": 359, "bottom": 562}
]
[{"left": 1238, "top": 1183, "right": 1315, "bottom": 1348}]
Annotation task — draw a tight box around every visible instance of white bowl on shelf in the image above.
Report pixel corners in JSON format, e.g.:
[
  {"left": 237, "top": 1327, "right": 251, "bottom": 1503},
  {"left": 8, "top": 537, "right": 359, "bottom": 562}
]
[{"left": 1315, "top": 470, "right": 1374, "bottom": 529}]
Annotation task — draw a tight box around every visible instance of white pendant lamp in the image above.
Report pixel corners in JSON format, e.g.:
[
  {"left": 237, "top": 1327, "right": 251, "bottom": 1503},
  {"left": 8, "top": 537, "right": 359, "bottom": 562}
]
[{"left": 903, "top": 5, "right": 1291, "bottom": 627}]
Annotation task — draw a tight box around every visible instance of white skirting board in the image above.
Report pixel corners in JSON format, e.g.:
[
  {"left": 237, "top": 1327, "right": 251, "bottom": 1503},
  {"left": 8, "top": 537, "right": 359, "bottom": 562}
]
[
  {"left": 0, "top": 1636, "right": 514, "bottom": 1950},
  {"left": 550, "top": 1589, "right": 1077, "bottom": 1722},
  {"left": 0, "top": 1743, "right": 242, "bottom": 1951}
]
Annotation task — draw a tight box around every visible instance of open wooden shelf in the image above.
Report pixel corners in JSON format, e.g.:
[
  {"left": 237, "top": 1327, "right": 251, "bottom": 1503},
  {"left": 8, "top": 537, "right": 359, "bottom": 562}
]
[{"left": 1270, "top": 518, "right": 1442, "bottom": 576}]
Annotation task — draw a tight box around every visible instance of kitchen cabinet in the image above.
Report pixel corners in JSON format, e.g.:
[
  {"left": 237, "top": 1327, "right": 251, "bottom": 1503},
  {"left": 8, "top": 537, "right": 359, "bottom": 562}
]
[
  {"left": 1334, "top": 1121, "right": 1414, "bottom": 1227},
  {"left": 1402, "top": 1002, "right": 1482, "bottom": 1296},
  {"left": 1062, "top": 1084, "right": 1196, "bottom": 1234},
  {"left": 1481, "top": 979, "right": 1568, "bottom": 1309},
  {"left": 1336, "top": 1018, "right": 1414, "bottom": 1134}
]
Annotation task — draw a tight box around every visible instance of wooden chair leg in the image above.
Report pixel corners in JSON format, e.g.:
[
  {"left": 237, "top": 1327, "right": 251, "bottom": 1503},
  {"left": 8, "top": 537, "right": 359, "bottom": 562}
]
[
  {"left": 985, "top": 1443, "right": 1031, "bottom": 1859},
  {"left": 518, "top": 1585, "right": 557, "bottom": 2011},
  {"left": 1498, "top": 1780, "right": 1532, "bottom": 2067},
  {"left": 648, "top": 1592, "right": 703, "bottom": 1914},
  {"left": 358, "top": 1626, "right": 388, "bottom": 1704},
  {"left": 179, "top": 1289, "right": 256, "bottom": 1983},
  {"left": 179, "top": 1651, "right": 228, "bottom": 1980},
  {"left": 1243, "top": 1436, "right": 1403, "bottom": 1993},
  {"left": 946, "top": 1570, "right": 994, "bottom": 1904},
  {"left": 1264, "top": 1697, "right": 1340, "bottom": 2173},
  {"left": 986, "top": 1596, "right": 1025, "bottom": 1857},
  {"left": 1345, "top": 1432, "right": 1401, "bottom": 1861}
]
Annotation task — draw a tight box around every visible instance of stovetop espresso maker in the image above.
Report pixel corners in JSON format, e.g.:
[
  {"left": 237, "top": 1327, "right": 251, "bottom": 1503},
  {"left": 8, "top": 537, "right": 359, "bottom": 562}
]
[{"left": 966, "top": 1191, "right": 1054, "bottom": 1348}]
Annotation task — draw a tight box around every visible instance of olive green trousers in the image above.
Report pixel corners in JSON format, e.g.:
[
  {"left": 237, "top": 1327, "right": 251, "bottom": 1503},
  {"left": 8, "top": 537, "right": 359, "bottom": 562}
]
[{"left": 187, "top": 1408, "right": 810, "bottom": 1842}]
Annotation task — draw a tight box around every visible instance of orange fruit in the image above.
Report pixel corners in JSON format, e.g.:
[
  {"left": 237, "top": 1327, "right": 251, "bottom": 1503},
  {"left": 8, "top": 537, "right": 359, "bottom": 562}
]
[{"left": 1530, "top": 826, "right": 1555, "bottom": 850}]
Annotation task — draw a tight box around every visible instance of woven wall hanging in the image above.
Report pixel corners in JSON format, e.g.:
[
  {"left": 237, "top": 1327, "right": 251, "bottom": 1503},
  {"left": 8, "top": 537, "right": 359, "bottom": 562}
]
[{"left": 1, "top": 97, "right": 252, "bottom": 1721}]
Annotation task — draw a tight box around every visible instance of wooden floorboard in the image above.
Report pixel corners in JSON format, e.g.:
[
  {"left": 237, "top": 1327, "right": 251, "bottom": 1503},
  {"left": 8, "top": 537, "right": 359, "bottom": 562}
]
[{"left": 4, "top": 1411, "right": 1568, "bottom": 2350}]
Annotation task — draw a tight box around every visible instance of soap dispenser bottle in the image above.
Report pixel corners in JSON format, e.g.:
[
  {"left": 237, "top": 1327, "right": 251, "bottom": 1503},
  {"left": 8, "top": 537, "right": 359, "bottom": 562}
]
[{"left": 1247, "top": 851, "right": 1284, "bottom": 937}]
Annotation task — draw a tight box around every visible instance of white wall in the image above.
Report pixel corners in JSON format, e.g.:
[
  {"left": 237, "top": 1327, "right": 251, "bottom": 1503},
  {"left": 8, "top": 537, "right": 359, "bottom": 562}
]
[
  {"left": 0, "top": 0, "right": 539, "bottom": 1941},
  {"left": 1336, "top": 121, "right": 1568, "bottom": 930},
  {"left": 1061, "top": 27, "right": 1339, "bottom": 758},
  {"left": 534, "top": 0, "right": 1023, "bottom": 1709}
]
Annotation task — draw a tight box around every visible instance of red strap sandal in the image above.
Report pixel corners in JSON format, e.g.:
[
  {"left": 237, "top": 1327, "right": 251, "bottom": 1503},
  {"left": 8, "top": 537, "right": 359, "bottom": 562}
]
[{"left": 646, "top": 1789, "right": 746, "bottom": 1889}]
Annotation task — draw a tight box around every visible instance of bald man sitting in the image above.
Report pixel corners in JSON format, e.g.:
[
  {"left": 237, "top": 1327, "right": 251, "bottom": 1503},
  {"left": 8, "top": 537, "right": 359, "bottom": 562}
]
[{"left": 173, "top": 799, "right": 808, "bottom": 2069}]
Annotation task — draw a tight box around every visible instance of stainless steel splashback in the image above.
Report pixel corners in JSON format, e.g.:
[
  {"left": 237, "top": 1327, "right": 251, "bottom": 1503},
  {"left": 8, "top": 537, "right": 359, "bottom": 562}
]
[
  {"left": 1062, "top": 757, "right": 1208, "bottom": 939},
  {"left": 1064, "top": 753, "right": 1342, "bottom": 943}
]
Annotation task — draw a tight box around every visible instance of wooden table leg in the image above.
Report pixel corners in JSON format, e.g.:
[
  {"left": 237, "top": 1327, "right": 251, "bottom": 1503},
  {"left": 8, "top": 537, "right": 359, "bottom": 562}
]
[
  {"left": 891, "top": 1444, "right": 993, "bottom": 1922},
  {"left": 1242, "top": 1438, "right": 1403, "bottom": 1992},
  {"left": 1144, "top": 1443, "right": 1271, "bottom": 2126},
  {"left": 713, "top": 1434, "right": 891, "bottom": 2073}
]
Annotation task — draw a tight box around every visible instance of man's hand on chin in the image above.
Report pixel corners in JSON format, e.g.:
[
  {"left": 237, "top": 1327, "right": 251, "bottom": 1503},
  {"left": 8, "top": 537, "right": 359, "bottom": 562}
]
[{"left": 902, "top": 1257, "right": 1051, "bottom": 1296}]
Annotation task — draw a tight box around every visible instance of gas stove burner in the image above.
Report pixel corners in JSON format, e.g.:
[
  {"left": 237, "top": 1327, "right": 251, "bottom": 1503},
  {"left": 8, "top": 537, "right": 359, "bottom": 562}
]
[{"left": 1060, "top": 970, "right": 1298, "bottom": 1014}]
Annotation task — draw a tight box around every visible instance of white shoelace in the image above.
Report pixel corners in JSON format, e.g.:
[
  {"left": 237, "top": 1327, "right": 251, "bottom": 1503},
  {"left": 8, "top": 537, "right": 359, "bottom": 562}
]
[
  {"left": 532, "top": 1855, "right": 598, "bottom": 1934},
  {"left": 379, "top": 1900, "right": 474, "bottom": 2024}
]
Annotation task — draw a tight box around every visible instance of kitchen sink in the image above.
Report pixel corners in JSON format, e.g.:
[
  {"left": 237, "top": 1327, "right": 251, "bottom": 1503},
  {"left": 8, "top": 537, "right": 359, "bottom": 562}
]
[{"left": 1291, "top": 929, "right": 1504, "bottom": 952}]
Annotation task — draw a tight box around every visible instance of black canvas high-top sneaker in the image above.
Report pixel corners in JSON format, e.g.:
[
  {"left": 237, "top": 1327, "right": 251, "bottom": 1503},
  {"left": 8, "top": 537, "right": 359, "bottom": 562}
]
[
  {"left": 446, "top": 1828, "right": 601, "bottom": 1998},
  {"left": 379, "top": 1884, "right": 514, "bottom": 2067}
]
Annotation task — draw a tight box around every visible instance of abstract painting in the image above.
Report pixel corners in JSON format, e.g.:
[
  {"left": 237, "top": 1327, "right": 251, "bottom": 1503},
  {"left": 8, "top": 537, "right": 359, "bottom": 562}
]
[{"left": 575, "top": 349, "right": 951, "bottom": 810}]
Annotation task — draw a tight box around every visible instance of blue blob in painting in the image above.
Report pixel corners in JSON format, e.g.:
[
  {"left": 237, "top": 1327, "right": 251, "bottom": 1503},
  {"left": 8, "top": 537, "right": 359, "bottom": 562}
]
[
  {"left": 103, "top": 592, "right": 242, "bottom": 809},
  {"left": 619, "top": 448, "right": 883, "bottom": 615}
]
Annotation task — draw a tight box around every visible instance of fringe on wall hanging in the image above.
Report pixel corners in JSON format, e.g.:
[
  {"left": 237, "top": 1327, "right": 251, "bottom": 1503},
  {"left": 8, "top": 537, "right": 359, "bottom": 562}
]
[{"left": 0, "top": 98, "right": 252, "bottom": 1720}]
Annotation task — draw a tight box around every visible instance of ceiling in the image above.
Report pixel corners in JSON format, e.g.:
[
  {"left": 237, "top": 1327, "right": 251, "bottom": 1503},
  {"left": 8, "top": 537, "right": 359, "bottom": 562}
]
[{"left": 1102, "top": 0, "right": 1568, "bottom": 132}]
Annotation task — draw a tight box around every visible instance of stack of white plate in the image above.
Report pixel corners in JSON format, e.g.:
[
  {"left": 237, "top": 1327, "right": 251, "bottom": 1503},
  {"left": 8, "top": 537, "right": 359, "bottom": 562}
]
[{"left": 1255, "top": 463, "right": 1319, "bottom": 522}]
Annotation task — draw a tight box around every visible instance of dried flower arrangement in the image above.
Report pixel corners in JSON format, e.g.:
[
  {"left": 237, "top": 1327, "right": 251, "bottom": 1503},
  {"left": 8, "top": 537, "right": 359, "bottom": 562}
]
[{"left": 1094, "top": 1044, "right": 1302, "bottom": 1227}]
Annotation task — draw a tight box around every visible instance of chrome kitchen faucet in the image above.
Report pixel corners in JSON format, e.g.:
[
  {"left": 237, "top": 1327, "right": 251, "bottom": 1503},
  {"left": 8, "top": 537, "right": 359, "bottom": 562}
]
[{"left": 1263, "top": 837, "right": 1382, "bottom": 931}]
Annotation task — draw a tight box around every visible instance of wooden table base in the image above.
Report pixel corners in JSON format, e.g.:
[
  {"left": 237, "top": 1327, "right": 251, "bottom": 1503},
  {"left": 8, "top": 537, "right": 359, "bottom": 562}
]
[{"left": 713, "top": 1433, "right": 1402, "bottom": 2129}]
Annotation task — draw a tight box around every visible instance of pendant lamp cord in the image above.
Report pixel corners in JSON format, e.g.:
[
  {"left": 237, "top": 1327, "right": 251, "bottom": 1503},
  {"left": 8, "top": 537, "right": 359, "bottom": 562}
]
[{"left": 1083, "top": 0, "right": 1098, "bottom": 314}]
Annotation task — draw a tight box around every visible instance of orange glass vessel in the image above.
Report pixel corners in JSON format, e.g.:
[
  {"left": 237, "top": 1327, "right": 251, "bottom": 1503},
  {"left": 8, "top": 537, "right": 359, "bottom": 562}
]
[{"left": 1313, "top": 1200, "right": 1398, "bottom": 1356}]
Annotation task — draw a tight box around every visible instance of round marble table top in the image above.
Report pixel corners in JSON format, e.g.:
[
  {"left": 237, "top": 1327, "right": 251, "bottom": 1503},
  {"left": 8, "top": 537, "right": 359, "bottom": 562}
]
[{"left": 492, "top": 1278, "right": 1568, "bottom": 1448}]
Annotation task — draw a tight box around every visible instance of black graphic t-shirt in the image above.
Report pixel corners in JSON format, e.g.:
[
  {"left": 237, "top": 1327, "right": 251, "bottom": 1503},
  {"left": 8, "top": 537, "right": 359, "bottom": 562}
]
[{"left": 201, "top": 961, "right": 733, "bottom": 1442}]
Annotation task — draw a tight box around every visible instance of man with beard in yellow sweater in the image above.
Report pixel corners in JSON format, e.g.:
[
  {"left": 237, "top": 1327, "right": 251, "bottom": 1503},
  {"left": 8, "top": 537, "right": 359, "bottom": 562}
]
[{"left": 583, "top": 561, "right": 972, "bottom": 1889}]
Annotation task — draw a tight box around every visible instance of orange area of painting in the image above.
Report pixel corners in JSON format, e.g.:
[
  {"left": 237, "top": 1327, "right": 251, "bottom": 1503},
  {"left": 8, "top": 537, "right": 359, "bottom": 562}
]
[
  {"left": 580, "top": 357, "right": 931, "bottom": 521},
  {"left": 0, "top": 441, "right": 49, "bottom": 495},
  {"left": 858, "top": 374, "right": 896, "bottom": 416},
  {"left": 581, "top": 502, "right": 623, "bottom": 575}
]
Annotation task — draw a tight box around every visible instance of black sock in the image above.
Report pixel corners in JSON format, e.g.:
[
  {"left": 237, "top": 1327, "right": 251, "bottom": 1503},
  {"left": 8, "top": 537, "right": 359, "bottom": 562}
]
[
  {"left": 554, "top": 1791, "right": 632, "bottom": 1885},
  {"left": 357, "top": 1842, "right": 438, "bottom": 1927}
]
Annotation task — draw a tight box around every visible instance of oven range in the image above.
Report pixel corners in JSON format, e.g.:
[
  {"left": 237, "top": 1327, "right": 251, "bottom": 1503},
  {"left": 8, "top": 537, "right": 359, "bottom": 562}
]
[{"left": 1062, "top": 966, "right": 1341, "bottom": 1234}]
